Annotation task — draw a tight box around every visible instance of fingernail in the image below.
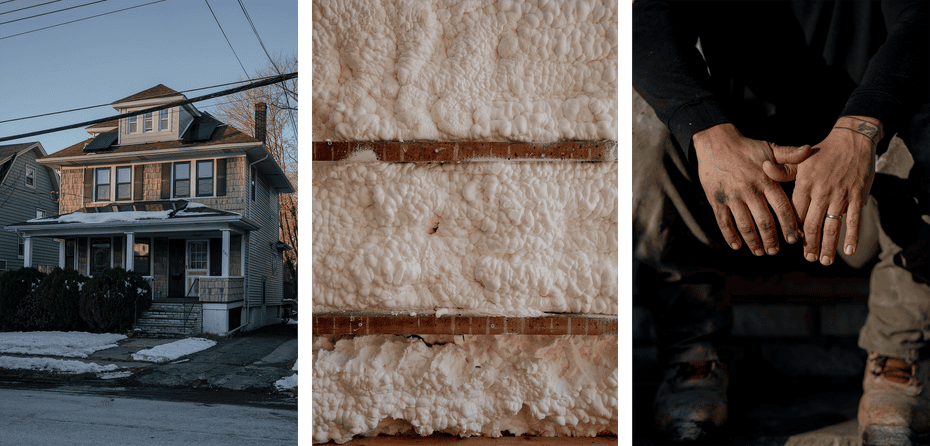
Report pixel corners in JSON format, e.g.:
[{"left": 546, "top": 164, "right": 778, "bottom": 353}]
[
  {"left": 845, "top": 245, "right": 854, "bottom": 256},
  {"left": 821, "top": 255, "right": 831, "bottom": 265},
  {"left": 730, "top": 243, "right": 740, "bottom": 250},
  {"left": 805, "top": 253, "right": 817, "bottom": 262},
  {"left": 767, "top": 248, "right": 778, "bottom": 255},
  {"left": 753, "top": 249, "right": 764, "bottom": 256},
  {"left": 787, "top": 234, "right": 797, "bottom": 244}
]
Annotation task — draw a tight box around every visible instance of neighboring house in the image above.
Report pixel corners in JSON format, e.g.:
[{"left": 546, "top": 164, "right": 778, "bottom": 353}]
[
  {"left": 0, "top": 142, "right": 60, "bottom": 273},
  {"left": 6, "top": 85, "right": 295, "bottom": 335}
]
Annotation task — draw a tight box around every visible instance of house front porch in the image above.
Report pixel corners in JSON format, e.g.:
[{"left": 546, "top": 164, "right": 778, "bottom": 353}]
[{"left": 6, "top": 201, "right": 259, "bottom": 335}]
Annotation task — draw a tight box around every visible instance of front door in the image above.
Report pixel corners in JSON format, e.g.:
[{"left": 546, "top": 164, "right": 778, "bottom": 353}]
[
  {"left": 168, "top": 239, "right": 186, "bottom": 298},
  {"left": 185, "top": 240, "right": 209, "bottom": 297}
]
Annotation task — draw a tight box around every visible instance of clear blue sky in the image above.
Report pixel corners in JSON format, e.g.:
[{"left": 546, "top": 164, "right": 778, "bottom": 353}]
[{"left": 0, "top": 0, "right": 297, "bottom": 154}]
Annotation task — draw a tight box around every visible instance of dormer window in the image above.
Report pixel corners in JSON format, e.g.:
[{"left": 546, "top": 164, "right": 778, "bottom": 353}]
[
  {"left": 144, "top": 112, "right": 154, "bottom": 132},
  {"left": 127, "top": 116, "right": 137, "bottom": 133},
  {"left": 159, "top": 109, "right": 170, "bottom": 131},
  {"left": 25, "top": 166, "right": 35, "bottom": 188}
]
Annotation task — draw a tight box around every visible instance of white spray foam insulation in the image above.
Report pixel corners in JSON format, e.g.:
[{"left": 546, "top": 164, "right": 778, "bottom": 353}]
[
  {"left": 312, "top": 0, "right": 619, "bottom": 142},
  {"left": 312, "top": 161, "right": 618, "bottom": 315},
  {"left": 312, "top": 334, "right": 618, "bottom": 443}
]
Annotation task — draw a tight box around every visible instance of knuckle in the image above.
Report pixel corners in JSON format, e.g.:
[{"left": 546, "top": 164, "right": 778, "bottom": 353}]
[
  {"left": 756, "top": 217, "right": 776, "bottom": 233},
  {"left": 823, "top": 225, "right": 840, "bottom": 238},
  {"left": 736, "top": 222, "right": 755, "bottom": 234}
]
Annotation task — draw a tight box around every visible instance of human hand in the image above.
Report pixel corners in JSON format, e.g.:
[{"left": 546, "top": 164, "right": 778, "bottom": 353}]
[
  {"left": 693, "top": 123, "right": 813, "bottom": 256},
  {"left": 763, "top": 116, "right": 880, "bottom": 266}
]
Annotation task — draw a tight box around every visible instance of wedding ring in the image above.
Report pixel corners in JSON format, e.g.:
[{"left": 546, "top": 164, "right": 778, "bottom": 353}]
[{"left": 825, "top": 214, "right": 843, "bottom": 220}]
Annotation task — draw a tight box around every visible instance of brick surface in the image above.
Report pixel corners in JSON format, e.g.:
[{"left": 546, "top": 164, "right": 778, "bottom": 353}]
[
  {"left": 313, "top": 314, "right": 618, "bottom": 335},
  {"left": 820, "top": 303, "right": 868, "bottom": 337},
  {"left": 315, "top": 141, "right": 618, "bottom": 162},
  {"left": 331, "top": 142, "right": 350, "bottom": 161},
  {"left": 487, "top": 317, "right": 505, "bottom": 334},
  {"left": 733, "top": 304, "right": 812, "bottom": 337},
  {"left": 570, "top": 317, "right": 588, "bottom": 335},
  {"left": 525, "top": 317, "right": 552, "bottom": 334}
]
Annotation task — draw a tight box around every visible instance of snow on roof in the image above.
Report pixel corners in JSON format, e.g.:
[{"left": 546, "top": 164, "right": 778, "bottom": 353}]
[{"left": 25, "top": 200, "right": 234, "bottom": 225}]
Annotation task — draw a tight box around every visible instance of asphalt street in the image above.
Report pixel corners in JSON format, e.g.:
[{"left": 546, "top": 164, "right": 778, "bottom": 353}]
[{"left": 0, "top": 387, "right": 297, "bottom": 446}]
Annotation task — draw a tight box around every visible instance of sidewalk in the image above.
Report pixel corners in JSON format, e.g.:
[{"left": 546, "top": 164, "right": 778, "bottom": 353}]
[{"left": 0, "top": 323, "right": 297, "bottom": 394}]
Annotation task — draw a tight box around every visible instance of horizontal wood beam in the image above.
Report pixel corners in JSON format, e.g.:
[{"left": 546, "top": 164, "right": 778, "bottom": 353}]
[
  {"left": 312, "top": 141, "right": 618, "bottom": 162},
  {"left": 335, "top": 434, "right": 618, "bottom": 445},
  {"left": 312, "top": 313, "right": 618, "bottom": 336}
]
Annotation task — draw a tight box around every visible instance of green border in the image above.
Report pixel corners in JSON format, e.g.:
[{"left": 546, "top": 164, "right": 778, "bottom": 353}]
[
  {"left": 295, "top": 0, "right": 313, "bottom": 444},
  {"left": 618, "top": 2, "right": 633, "bottom": 445}
]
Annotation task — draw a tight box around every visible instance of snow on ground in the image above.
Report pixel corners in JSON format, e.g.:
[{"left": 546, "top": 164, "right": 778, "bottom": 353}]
[
  {"left": 0, "top": 332, "right": 126, "bottom": 358},
  {"left": 98, "top": 371, "right": 134, "bottom": 380},
  {"left": 274, "top": 358, "right": 298, "bottom": 391},
  {"left": 274, "top": 374, "right": 297, "bottom": 391},
  {"left": 0, "top": 356, "right": 118, "bottom": 375},
  {"left": 131, "top": 338, "right": 216, "bottom": 363}
]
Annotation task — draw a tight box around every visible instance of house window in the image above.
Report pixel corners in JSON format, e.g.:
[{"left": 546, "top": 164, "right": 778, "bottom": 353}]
[
  {"left": 115, "top": 166, "right": 132, "bottom": 201},
  {"left": 65, "top": 239, "right": 75, "bottom": 270},
  {"left": 36, "top": 209, "right": 46, "bottom": 218},
  {"left": 25, "top": 166, "right": 36, "bottom": 187},
  {"left": 95, "top": 167, "right": 111, "bottom": 202},
  {"left": 188, "top": 241, "right": 208, "bottom": 270},
  {"left": 90, "top": 238, "right": 111, "bottom": 276},
  {"left": 173, "top": 162, "right": 190, "bottom": 198},
  {"left": 144, "top": 112, "right": 154, "bottom": 132},
  {"left": 128, "top": 116, "right": 137, "bottom": 133},
  {"left": 159, "top": 109, "right": 170, "bottom": 131},
  {"left": 196, "top": 160, "right": 214, "bottom": 197},
  {"left": 251, "top": 167, "right": 256, "bottom": 202},
  {"left": 134, "top": 238, "right": 151, "bottom": 276},
  {"left": 18, "top": 242, "right": 24, "bottom": 259}
]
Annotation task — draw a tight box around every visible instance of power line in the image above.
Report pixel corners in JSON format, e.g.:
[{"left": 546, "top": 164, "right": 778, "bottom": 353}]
[
  {"left": 0, "top": 0, "right": 109, "bottom": 26},
  {"left": 0, "top": 0, "right": 167, "bottom": 41},
  {"left": 237, "top": 0, "right": 297, "bottom": 135},
  {"left": 204, "top": 0, "right": 250, "bottom": 80},
  {"left": 0, "top": 73, "right": 287, "bottom": 125},
  {"left": 0, "top": 0, "right": 65, "bottom": 16},
  {"left": 0, "top": 71, "right": 297, "bottom": 143}
]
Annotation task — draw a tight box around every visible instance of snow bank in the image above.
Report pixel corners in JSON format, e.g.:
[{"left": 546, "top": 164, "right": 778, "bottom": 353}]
[
  {"left": 312, "top": 162, "right": 618, "bottom": 315},
  {"left": 312, "top": 0, "right": 618, "bottom": 142},
  {"left": 312, "top": 335, "right": 617, "bottom": 444},
  {"left": 0, "top": 332, "right": 126, "bottom": 358},
  {"left": 131, "top": 338, "right": 216, "bottom": 363},
  {"left": 0, "top": 356, "right": 118, "bottom": 374},
  {"left": 275, "top": 374, "right": 298, "bottom": 391}
]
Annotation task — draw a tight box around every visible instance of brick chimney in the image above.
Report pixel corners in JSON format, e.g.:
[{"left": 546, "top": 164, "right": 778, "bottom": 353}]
[{"left": 254, "top": 102, "right": 267, "bottom": 143}]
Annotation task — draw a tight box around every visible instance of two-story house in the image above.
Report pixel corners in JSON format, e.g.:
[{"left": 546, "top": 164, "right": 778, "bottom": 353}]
[
  {"left": 0, "top": 142, "right": 60, "bottom": 273},
  {"left": 6, "top": 85, "right": 295, "bottom": 336}
]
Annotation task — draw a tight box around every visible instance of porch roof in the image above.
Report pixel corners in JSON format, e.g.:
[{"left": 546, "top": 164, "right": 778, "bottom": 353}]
[{"left": 4, "top": 200, "right": 259, "bottom": 236}]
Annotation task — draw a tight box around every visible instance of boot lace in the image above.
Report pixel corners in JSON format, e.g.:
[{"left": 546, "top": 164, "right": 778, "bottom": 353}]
[
  {"left": 873, "top": 357, "right": 916, "bottom": 385},
  {"left": 673, "top": 361, "right": 717, "bottom": 382}
]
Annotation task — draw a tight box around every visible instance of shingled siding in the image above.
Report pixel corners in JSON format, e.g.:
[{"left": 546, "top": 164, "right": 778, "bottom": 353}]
[
  {"left": 0, "top": 149, "right": 59, "bottom": 271},
  {"left": 60, "top": 168, "right": 84, "bottom": 215},
  {"left": 188, "top": 156, "right": 246, "bottom": 213}
]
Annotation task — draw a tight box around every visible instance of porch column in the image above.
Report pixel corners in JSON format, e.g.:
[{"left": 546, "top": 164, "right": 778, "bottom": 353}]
[
  {"left": 125, "top": 232, "right": 134, "bottom": 272},
  {"left": 23, "top": 235, "right": 32, "bottom": 268},
  {"left": 221, "top": 229, "right": 230, "bottom": 276},
  {"left": 59, "top": 239, "right": 66, "bottom": 269}
]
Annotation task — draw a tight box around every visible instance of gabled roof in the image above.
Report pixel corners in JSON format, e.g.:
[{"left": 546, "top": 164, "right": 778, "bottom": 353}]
[
  {"left": 112, "top": 84, "right": 181, "bottom": 104},
  {"left": 0, "top": 142, "right": 58, "bottom": 191},
  {"left": 0, "top": 143, "right": 38, "bottom": 159},
  {"left": 46, "top": 117, "right": 260, "bottom": 160}
]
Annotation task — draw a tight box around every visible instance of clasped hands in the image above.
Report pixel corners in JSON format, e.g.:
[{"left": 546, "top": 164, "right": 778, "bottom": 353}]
[{"left": 693, "top": 116, "right": 881, "bottom": 266}]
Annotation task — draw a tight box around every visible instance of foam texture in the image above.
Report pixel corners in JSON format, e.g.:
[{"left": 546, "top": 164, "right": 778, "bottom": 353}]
[
  {"left": 312, "top": 161, "right": 618, "bottom": 316},
  {"left": 312, "top": 0, "right": 618, "bottom": 142},
  {"left": 312, "top": 334, "right": 618, "bottom": 443}
]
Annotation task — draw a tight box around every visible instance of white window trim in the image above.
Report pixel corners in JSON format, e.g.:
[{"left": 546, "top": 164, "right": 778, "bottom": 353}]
[
  {"left": 25, "top": 166, "right": 36, "bottom": 188},
  {"left": 143, "top": 112, "right": 154, "bottom": 133},
  {"left": 158, "top": 108, "right": 171, "bottom": 132},
  {"left": 92, "top": 164, "right": 134, "bottom": 203},
  {"left": 36, "top": 209, "right": 45, "bottom": 218},
  {"left": 173, "top": 157, "right": 223, "bottom": 200},
  {"left": 127, "top": 116, "right": 138, "bottom": 134}
]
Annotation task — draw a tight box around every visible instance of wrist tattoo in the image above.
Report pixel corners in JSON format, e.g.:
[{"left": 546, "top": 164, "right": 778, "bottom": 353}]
[{"left": 834, "top": 125, "right": 879, "bottom": 147}]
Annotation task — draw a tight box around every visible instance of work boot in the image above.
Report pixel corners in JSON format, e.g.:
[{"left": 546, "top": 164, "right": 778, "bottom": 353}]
[
  {"left": 654, "top": 360, "right": 728, "bottom": 443},
  {"left": 858, "top": 352, "right": 930, "bottom": 446}
]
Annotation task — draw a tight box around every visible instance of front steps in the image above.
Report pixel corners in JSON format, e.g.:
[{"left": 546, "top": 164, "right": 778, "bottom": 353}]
[{"left": 133, "top": 301, "right": 203, "bottom": 338}]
